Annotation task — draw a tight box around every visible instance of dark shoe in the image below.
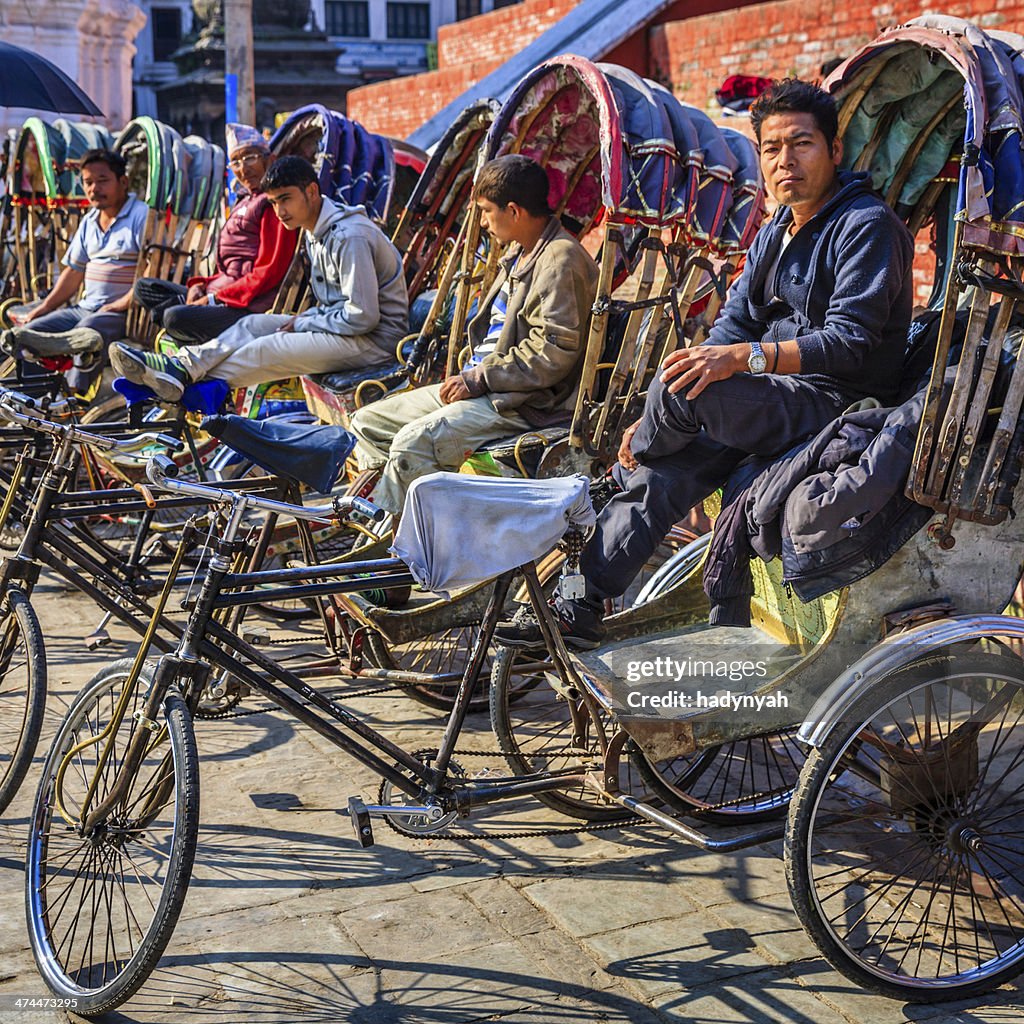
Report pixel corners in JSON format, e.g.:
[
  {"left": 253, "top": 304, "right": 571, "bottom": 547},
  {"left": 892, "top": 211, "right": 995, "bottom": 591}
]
[
  {"left": 110, "top": 343, "right": 190, "bottom": 402},
  {"left": 495, "top": 598, "right": 605, "bottom": 652}
]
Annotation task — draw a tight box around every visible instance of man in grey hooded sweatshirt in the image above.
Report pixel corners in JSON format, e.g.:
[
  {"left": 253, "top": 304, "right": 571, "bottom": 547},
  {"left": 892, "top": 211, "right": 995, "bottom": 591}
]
[{"left": 110, "top": 156, "right": 408, "bottom": 401}]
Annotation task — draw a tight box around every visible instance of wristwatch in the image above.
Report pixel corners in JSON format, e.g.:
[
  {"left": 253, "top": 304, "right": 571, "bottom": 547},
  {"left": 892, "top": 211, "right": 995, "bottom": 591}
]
[{"left": 747, "top": 340, "right": 767, "bottom": 374}]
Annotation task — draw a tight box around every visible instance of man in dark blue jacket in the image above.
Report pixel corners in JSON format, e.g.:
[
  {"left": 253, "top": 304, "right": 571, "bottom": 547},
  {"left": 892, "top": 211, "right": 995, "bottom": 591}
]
[{"left": 498, "top": 78, "right": 915, "bottom": 650}]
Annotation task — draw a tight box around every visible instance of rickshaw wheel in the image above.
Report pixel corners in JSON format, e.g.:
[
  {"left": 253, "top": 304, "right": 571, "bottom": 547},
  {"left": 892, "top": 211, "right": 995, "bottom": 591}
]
[
  {"left": 633, "top": 729, "right": 805, "bottom": 823},
  {"left": 489, "top": 646, "right": 653, "bottom": 821},
  {"left": 786, "top": 648, "right": 1024, "bottom": 1001},
  {"left": 363, "top": 624, "right": 492, "bottom": 713}
]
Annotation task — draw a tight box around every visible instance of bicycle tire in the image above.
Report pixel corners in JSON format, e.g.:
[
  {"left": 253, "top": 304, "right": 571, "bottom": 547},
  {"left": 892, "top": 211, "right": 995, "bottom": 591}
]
[
  {"left": 0, "top": 588, "right": 46, "bottom": 814},
  {"left": 786, "top": 648, "right": 1024, "bottom": 1001},
  {"left": 26, "top": 666, "right": 199, "bottom": 1015},
  {"left": 489, "top": 645, "right": 640, "bottom": 822}
]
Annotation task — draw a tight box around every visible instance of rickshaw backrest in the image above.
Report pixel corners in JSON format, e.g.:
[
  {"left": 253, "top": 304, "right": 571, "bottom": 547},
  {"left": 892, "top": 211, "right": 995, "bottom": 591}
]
[
  {"left": 270, "top": 249, "right": 313, "bottom": 316},
  {"left": 701, "top": 489, "right": 844, "bottom": 649},
  {"left": 825, "top": 17, "right": 1024, "bottom": 548},
  {"left": 270, "top": 105, "right": 397, "bottom": 224}
]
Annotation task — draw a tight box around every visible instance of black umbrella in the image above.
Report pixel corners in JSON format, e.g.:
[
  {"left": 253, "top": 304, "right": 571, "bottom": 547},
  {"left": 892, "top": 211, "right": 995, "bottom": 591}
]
[{"left": 0, "top": 41, "right": 103, "bottom": 117}]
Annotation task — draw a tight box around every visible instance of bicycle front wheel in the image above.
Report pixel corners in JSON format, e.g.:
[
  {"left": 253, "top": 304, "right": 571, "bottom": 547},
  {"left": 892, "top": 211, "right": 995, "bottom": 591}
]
[
  {"left": 0, "top": 588, "right": 46, "bottom": 814},
  {"left": 26, "top": 662, "right": 199, "bottom": 1016}
]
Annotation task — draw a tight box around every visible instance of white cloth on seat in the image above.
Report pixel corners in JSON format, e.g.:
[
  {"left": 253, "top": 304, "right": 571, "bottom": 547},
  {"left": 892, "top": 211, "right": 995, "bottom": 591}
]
[{"left": 391, "top": 472, "right": 596, "bottom": 599}]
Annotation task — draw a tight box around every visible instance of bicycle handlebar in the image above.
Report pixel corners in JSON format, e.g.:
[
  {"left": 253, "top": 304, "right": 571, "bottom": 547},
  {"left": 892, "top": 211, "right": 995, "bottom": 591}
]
[
  {"left": 0, "top": 387, "right": 184, "bottom": 456},
  {"left": 0, "top": 386, "right": 74, "bottom": 417},
  {"left": 146, "top": 454, "right": 387, "bottom": 523}
]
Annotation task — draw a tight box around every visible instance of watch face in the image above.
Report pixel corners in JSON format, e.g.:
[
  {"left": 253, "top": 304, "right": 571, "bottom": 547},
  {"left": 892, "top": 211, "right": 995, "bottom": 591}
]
[{"left": 748, "top": 351, "right": 767, "bottom": 374}]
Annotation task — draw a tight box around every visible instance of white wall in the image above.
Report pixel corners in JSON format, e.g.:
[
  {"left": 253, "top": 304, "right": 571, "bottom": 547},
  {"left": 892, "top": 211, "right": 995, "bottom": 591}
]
[
  {"left": 0, "top": 0, "right": 144, "bottom": 132},
  {"left": 308, "top": 0, "right": 505, "bottom": 81}
]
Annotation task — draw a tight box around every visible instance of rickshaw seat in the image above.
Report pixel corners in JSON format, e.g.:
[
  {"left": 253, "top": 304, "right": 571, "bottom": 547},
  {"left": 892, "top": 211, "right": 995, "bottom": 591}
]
[
  {"left": 314, "top": 359, "right": 405, "bottom": 396},
  {"left": 469, "top": 425, "right": 570, "bottom": 478},
  {"left": 573, "top": 620, "right": 805, "bottom": 725}
]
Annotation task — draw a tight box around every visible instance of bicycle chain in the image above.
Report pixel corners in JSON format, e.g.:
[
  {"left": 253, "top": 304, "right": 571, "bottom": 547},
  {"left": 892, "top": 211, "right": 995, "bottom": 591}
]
[{"left": 378, "top": 813, "right": 648, "bottom": 842}]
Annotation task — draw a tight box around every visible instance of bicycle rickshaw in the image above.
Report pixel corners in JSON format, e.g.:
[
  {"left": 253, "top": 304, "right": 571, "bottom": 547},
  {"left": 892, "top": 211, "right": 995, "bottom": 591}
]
[
  {"left": 1, "top": 118, "right": 113, "bottom": 320},
  {"left": 24, "top": 17, "right": 1024, "bottom": 1010},
  {"left": 115, "top": 117, "right": 226, "bottom": 351},
  {"left": 298, "top": 98, "right": 500, "bottom": 425},
  {"left": 323, "top": 57, "right": 765, "bottom": 711},
  {"left": 489, "top": 13, "right": 1024, "bottom": 999}
]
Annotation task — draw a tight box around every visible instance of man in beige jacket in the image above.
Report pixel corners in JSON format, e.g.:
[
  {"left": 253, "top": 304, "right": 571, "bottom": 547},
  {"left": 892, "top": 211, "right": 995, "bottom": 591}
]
[{"left": 350, "top": 155, "right": 599, "bottom": 515}]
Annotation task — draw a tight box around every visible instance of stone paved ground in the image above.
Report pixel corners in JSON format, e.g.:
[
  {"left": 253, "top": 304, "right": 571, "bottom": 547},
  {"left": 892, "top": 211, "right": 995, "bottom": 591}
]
[{"left": 2, "top": 578, "right": 1024, "bottom": 1024}]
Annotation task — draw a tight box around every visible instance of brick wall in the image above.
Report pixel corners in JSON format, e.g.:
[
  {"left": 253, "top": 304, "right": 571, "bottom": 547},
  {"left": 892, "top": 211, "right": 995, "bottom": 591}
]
[
  {"left": 348, "top": 0, "right": 578, "bottom": 137},
  {"left": 649, "top": 0, "right": 1021, "bottom": 302},
  {"left": 349, "top": 0, "right": 755, "bottom": 140},
  {"left": 351, "top": 60, "right": 504, "bottom": 140},
  {"left": 436, "top": 0, "right": 578, "bottom": 69},
  {"left": 649, "top": 0, "right": 1020, "bottom": 108}
]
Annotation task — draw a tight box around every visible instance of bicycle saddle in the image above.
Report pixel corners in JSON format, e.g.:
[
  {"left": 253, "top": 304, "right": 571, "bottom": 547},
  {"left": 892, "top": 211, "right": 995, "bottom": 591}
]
[{"left": 202, "top": 413, "right": 357, "bottom": 493}]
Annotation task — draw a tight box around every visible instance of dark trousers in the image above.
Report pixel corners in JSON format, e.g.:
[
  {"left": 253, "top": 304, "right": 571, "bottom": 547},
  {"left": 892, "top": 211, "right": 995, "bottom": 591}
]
[
  {"left": 21, "top": 305, "right": 126, "bottom": 345},
  {"left": 12, "top": 306, "right": 127, "bottom": 393},
  {"left": 581, "top": 372, "right": 847, "bottom": 600},
  {"left": 133, "top": 278, "right": 248, "bottom": 345}
]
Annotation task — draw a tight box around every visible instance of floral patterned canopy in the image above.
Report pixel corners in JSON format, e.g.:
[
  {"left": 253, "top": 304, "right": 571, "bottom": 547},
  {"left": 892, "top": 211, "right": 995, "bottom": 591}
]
[{"left": 486, "top": 55, "right": 764, "bottom": 251}]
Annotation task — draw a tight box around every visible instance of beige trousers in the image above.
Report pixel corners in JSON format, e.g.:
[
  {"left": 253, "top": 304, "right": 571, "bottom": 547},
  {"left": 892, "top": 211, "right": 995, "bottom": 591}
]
[
  {"left": 349, "top": 383, "right": 528, "bottom": 514},
  {"left": 177, "top": 313, "right": 392, "bottom": 388}
]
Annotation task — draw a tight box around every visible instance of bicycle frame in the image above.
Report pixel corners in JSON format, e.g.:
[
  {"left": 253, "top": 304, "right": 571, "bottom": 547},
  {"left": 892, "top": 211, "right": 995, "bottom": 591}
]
[
  {"left": 0, "top": 390, "right": 298, "bottom": 653},
  {"left": 66, "top": 464, "right": 597, "bottom": 836}
]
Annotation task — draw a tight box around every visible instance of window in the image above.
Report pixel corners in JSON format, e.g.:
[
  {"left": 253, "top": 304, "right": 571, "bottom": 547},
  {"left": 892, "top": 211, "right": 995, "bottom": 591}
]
[
  {"left": 457, "top": 0, "right": 481, "bottom": 18},
  {"left": 151, "top": 7, "right": 182, "bottom": 62},
  {"left": 387, "top": 2, "right": 430, "bottom": 39},
  {"left": 325, "top": 0, "right": 370, "bottom": 37}
]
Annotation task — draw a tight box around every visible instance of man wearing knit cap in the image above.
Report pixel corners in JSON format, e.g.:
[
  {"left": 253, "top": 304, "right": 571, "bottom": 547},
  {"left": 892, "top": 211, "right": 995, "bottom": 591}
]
[
  {"left": 110, "top": 155, "right": 408, "bottom": 400},
  {"left": 132, "top": 123, "right": 298, "bottom": 344}
]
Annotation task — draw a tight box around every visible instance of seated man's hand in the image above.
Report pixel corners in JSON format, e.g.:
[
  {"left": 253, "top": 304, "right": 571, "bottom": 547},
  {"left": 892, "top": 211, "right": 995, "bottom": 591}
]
[
  {"left": 15, "top": 306, "right": 43, "bottom": 325},
  {"left": 618, "top": 420, "right": 640, "bottom": 471},
  {"left": 277, "top": 316, "right": 297, "bottom": 333},
  {"left": 439, "top": 375, "right": 471, "bottom": 405},
  {"left": 186, "top": 284, "right": 207, "bottom": 304},
  {"left": 660, "top": 343, "right": 744, "bottom": 400}
]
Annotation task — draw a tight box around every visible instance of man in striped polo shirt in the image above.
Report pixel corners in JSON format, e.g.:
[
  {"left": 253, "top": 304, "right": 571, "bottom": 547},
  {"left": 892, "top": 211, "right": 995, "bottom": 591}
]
[{"left": 3, "top": 148, "right": 148, "bottom": 363}]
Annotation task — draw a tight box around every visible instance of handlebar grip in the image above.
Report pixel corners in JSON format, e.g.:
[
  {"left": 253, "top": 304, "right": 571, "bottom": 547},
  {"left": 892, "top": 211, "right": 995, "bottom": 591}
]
[
  {"left": 149, "top": 453, "right": 180, "bottom": 480},
  {"left": 154, "top": 434, "right": 184, "bottom": 452},
  {"left": 133, "top": 482, "right": 158, "bottom": 509},
  {"left": 1, "top": 388, "right": 35, "bottom": 410},
  {"left": 352, "top": 496, "right": 387, "bottom": 523}
]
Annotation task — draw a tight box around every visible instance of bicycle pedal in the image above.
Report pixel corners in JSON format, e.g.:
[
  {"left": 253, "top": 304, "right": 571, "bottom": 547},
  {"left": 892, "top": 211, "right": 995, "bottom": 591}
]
[
  {"left": 348, "top": 796, "right": 375, "bottom": 848},
  {"left": 84, "top": 629, "right": 111, "bottom": 650}
]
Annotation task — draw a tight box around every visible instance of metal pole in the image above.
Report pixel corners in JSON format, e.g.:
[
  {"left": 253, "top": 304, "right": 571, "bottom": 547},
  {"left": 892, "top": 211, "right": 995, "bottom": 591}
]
[{"left": 224, "top": 0, "right": 256, "bottom": 126}]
